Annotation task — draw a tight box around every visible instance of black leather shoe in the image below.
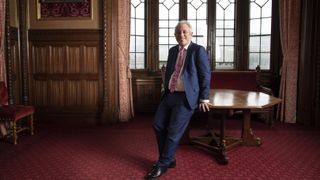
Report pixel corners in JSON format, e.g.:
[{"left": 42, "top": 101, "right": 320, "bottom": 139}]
[{"left": 144, "top": 166, "right": 166, "bottom": 180}]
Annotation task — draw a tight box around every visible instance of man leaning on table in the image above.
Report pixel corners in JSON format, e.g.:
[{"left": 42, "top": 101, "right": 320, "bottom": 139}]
[{"left": 144, "top": 20, "right": 211, "bottom": 180}]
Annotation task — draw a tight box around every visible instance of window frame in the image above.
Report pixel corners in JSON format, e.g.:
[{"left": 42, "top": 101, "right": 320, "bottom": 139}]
[{"left": 130, "top": 0, "right": 280, "bottom": 74}]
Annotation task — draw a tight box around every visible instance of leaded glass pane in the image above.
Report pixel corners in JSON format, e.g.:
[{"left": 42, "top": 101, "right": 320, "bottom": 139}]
[
  {"left": 216, "top": 29, "right": 224, "bottom": 36},
  {"left": 159, "top": 21, "right": 168, "bottom": 28},
  {"left": 225, "top": 20, "right": 234, "bottom": 28},
  {"left": 216, "top": 37, "right": 224, "bottom": 46},
  {"left": 130, "top": 0, "right": 145, "bottom": 69},
  {"left": 250, "top": 19, "right": 261, "bottom": 35},
  {"left": 249, "top": 36, "right": 260, "bottom": 52},
  {"left": 225, "top": 37, "right": 234, "bottom": 45},
  {"left": 216, "top": 62, "right": 234, "bottom": 69},
  {"left": 216, "top": 6, "right": 224, "bottom": 19},
  {"left": 261, "top": 18, "right": 271, "bottom": 34},
  {"left": 158, "top": 0, "right": 179, "bottom": 67},
  {"left": 169, "top": 37, "right": 177, "bottom": 44},
  {"left": 250, "top": 3, "right": 260, "bottom": 19},
  {"left": 225, "top": 4, "right": 235, "bottom": 19},
  {"left": 159, "top": 37, "right": 168, "bottom": 44},
  {"left": 225, "top": 46, "right": 234, "bottom": 62},
  {"left": 216, "top": 45, "right": 224, "bottom": 62},
  {"left": 159, "top": 45, "right": 169, "bottom": 62},
  {"left": 216, "top": 20, "right": 224, "bottom": 28},
  {"left": 249, "top": 53, "right": 260, "bottom": 69},
  {"left": 159, "top": 6, "right": 169, "bottom": 19},
  {"left": 215, "top": 0, "right": 235, "bottom": 69},
  {"left": 262, "top": 0, "right": 272, "bottom": 17},
  {"left": 188, "top": 6, "right": 197, "bottom": 18},
  {"left": 136, "top": 2, "right": 145, "bottom": 18},
  {"left": 260, "top": 53, "right": 270, "bottom": 69},
  {"left": 225, "top": 29, "right": 234, "bottom": 36},
  {"left": 261, "top": 36, "right": 271, "bottom": 52},
  {"left": 136, "top": 19, "right": 145, "bottom": 35},
  {"left": 159, "top": 29, "right": 168, "bottom": 36},
  {"left": 130, "top": 37, "right": 136, "bottom": 52},
  {"left": 249, "top": 0, "right": 272, "bottom": 70},
  {"left": 255, "top": 0, "right": 268, "bottom": 7},
  {"left": 136, "top": 37, "right": 145, "bottom": 52},
  {"left": 130, "top": 19, "right": 136, "bottom": 34},
  {"left": 188, "top": 0, "right": 207, "bottom": 47},
  {"left": 136, "top": 53, "right": 145, "bottom": 69},
  {"left": 197, "top": 3, "right": 207, "bottom": 19}
]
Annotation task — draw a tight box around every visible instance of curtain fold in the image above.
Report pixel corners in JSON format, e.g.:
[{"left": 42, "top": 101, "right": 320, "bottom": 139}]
[
  {"left": 117, "top": 0, "right": 134, "bottom": 122},
  {"left": 0, "top": 0, "right": 7, "bottom": 136},
  {"left": 278, "top": 0, "right": 301, "bottom": 123},
  {"left": 0, "top": 0, "right": 6, "bottom": 82}
]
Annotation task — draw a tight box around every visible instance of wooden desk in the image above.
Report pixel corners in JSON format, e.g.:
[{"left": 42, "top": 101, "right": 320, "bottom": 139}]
[{"left": 191, "top": 89, "right": 282, "bottom": 165}]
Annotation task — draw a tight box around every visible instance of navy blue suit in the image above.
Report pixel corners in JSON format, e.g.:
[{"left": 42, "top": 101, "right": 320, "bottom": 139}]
[{"left": 153, "top": 42, "right": 211, "bottom": 169}]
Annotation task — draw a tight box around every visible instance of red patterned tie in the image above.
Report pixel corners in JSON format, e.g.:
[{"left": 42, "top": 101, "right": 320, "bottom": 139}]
[{"left": 169, "top": 47, "right": 185, "bottom": 92}]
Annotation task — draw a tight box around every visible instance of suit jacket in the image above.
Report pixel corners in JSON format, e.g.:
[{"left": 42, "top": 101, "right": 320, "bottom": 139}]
[{"left": 163, "top": 42, "right": 211, "bottom": 109}]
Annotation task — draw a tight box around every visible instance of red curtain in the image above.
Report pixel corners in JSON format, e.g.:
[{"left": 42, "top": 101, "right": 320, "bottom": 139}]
[{"left": 278, "top": 0, "right": 301, "bottom": 123}]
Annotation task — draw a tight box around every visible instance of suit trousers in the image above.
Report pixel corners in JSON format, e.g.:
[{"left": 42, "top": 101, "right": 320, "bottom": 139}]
[{"left": 153, "top": 92, "right": 195, "bottom": 168}]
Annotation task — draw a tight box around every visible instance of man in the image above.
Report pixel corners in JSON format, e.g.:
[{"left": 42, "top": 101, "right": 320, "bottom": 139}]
[{"left": 145, "top": 20, "right": 211, "bottom": 180}]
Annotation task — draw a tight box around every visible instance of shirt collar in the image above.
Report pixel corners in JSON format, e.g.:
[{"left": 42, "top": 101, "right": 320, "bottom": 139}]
[{"left": 180, "top": 42, "right": 191, "bottom": 51}]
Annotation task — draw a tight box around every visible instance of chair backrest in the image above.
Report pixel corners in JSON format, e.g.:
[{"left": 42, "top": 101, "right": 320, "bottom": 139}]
[
  {"left": 210, "top": 71, "right": 259, "bottom": 91},
  {"left": 0, "top": 81, "right": 8, "bottom": 105}
]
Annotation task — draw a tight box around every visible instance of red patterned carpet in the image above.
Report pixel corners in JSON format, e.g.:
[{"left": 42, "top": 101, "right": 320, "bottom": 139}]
[{"left": 0, "top": 113, "right": 319, "bottom": 180}]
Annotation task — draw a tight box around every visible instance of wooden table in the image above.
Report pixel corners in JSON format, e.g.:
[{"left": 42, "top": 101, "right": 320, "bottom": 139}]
[{"left": 190, "top": 89, "right": 282, "bottom": 165}]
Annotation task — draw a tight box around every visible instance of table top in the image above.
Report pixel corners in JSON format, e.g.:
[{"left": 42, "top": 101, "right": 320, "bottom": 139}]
[{"left": 208, "top": 89, "right": 282, "bottom": 109}]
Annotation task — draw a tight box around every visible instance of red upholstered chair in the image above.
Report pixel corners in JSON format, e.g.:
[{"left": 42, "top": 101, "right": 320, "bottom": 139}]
[{"left": 0, "top": 82, "right": 35, "bottom": 144}]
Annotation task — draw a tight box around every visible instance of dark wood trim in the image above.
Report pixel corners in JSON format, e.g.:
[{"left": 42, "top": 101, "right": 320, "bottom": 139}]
[
  {"left": 146, "top": 0, "right": 159, "bottom": 71},
  {"left": 179, "top": 0, "right": 187, "bottom": 20},
  {"left": 33, "top": 73, "right": 99, "bottom": 80},
  {"left": 207, "top": 0, "right": 215, "bottom": 70},
  {"left": 5, "top": 0, "right": 13, "bottom": 105},
  {"left": 235, "top": 0, "right": 249, "bottom": 70},
  {"left": 28, "top": 29, "right": 101, "bottom": 41},
  {"left": 18, "top": 0, "right": 30, "bottom": 105}
]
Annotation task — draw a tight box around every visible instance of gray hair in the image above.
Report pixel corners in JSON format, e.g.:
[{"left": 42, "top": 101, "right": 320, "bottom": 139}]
[{"left": 175, "top": 20, "right": 193, "bottom": 34}]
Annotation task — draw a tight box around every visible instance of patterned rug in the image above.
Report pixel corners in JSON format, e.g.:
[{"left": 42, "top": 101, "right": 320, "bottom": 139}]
[{"left": 0, "top": 113, "right": 319, "bottom": 180}]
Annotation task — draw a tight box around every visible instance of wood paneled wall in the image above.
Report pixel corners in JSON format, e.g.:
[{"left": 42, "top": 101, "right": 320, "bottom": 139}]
[
  {"left": 8, "top": 27, "right": 21, "bottom": 105},
  {"left": 132, "top": 71, "right": 162, "bottom": 112},
  {"left": 28, "top": 29, "right": 102, "bottom": 123}
]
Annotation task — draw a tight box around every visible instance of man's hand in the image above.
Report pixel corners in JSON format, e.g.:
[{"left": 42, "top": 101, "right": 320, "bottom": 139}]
[{"left": 199, "top": 102, "right": 210, "bottom": 112}]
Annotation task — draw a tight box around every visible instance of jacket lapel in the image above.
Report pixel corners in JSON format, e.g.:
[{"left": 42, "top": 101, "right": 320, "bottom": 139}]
[{"left": 182, "top": 42, "right": 194, "bottom": 73}]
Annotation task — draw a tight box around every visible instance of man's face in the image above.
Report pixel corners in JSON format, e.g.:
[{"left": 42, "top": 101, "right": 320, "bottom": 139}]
[{"left": 175, "top": 24, "right": 193, "bottom": 47}]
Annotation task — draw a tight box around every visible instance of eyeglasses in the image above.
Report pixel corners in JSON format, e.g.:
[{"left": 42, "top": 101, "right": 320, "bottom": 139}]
[{"left": 175, "top": 30, "right": 191, "bottom": 35}]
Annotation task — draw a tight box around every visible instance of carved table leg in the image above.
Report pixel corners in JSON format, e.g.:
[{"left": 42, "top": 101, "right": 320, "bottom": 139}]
[
  {"left": 241, "top": 109, "right": 262, "bottom": 146},
  {"left": 190, "top": 110, "right": 229, "bottom": 165}
]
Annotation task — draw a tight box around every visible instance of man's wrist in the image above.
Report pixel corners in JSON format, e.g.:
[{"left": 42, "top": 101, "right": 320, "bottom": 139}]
[{"left": 200, "top": 99, "right": 209, "bottom": 103}]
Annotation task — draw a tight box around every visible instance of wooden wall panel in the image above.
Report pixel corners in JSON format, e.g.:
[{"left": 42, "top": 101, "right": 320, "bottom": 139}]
[
  {"left": 10, "top": 38, "right": 21, "bottom": 104},
  {"left": 84, "top": 46, "right": 99, "bottom": 73},
  {"left": 67, "top": 46, "right": 81, "bottom": 73},
  {"left": 132, "top": 71, "right": 162, "bottom": 112},
  {"left": 50, "top": 81, "right": 65, "bottom": 106},
  {"left": 33, "top": 80, "right": 48, "bottom": 106},
  {"left": 29, "top": 30, "right": 102, "bottom": 122},
  {"left": 51, "top": 46, "right": 65, "bottom": 73}
]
